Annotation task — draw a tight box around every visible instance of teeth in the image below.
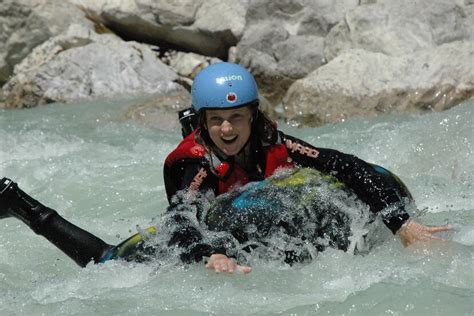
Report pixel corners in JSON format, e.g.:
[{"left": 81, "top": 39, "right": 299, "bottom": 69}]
[
  {"left": 222, "top": 136, "right": 237, "bottom": 141},
  {"left": 222, "top": 135, "right": 237, "bottom": 143}
]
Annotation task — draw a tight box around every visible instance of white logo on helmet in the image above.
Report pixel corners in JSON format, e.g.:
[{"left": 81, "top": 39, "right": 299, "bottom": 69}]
[
  {"left": 216, "top": 75, "right": 243, "bottom": 85},
  {"left": 226, "top": 92, "right": 237, "bottom": 103}
]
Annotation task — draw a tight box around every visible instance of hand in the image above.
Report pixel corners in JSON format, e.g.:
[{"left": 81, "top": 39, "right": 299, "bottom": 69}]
[
  {"left": 398, "top": 219, "right": 451, "bottom": 247},
  {"left": 205, "top": 254, "right": 252, "bottom": 274}
]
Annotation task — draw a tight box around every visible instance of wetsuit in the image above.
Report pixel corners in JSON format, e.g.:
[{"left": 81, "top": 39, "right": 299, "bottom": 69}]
[{"left": 163, "top": 129, "right": 412, "bottom": 263}]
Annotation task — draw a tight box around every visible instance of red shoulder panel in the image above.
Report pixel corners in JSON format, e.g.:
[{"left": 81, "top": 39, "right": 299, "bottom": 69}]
[
  {"left": 165, "top": 129, "right": 207, "bottom": 167},
  {"left": 265, "top": 144, "right": 294, "bottom": 177}
]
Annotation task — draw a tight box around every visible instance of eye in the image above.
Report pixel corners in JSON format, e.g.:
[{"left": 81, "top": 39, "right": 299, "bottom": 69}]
[
  {"left": 231, "top": 114, "right": 243, "bottom": 120},
  {"left": 230, "top": 113, "right": 248, "bottom": 123},
  {"left": 208, "top": 116, "right": 223, "bottom": 125}
]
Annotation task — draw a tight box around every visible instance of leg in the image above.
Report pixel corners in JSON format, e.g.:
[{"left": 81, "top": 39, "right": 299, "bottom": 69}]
[{"left": 1, "top": 178, "right": 113, "bottom": 267}]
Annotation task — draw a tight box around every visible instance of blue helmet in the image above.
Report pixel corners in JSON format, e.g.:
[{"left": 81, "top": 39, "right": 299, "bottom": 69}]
[{"left": 191, "top": 62, "right": 259, "bottom": 112}]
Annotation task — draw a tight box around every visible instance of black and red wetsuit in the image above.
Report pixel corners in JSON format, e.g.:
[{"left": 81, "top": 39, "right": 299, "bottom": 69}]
[{"left": 163, "top": 129, "right": 412, "bottom": 263}]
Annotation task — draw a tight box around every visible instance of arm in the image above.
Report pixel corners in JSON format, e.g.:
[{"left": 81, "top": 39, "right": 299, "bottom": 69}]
[
  {"left": 282, "top": 133, "right": 410, "bottom": 232},
  {"left": 280, "top": 133, "right": 450, "bottom": 245}
]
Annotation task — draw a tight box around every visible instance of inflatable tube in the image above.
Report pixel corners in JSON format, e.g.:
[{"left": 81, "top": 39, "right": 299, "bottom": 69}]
[{"left": 103, "top": 168, "right": 379, "bottom": 263}]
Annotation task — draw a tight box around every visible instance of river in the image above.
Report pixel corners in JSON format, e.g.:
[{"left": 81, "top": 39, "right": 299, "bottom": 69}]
[{"left": 0, "top": 99, "right": 472, "bottom": 315}]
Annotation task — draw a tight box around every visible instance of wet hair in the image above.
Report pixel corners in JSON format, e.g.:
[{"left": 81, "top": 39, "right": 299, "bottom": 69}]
[{"left": 197, "top": 102, "right": 278, "bottom": 149}]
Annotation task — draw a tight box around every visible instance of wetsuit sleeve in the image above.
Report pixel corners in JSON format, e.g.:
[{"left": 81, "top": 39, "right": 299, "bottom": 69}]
[{"left": 281, "top": 132, "right": 411, "bottom": 234}]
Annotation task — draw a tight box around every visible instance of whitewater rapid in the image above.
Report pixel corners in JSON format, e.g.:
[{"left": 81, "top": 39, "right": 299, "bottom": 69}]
[{"left": 0, "top": 99, "right": 472, "bottom": 315}]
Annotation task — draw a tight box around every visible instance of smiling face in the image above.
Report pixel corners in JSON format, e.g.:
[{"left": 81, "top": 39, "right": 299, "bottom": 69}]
[{"left": 205, "top": 107, "right": 253, "bottom": 156}]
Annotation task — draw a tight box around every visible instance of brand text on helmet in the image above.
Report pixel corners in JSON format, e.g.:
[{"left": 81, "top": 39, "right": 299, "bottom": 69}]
[{"left": 216, "top": 75, "right": 244, "bottom": 85}]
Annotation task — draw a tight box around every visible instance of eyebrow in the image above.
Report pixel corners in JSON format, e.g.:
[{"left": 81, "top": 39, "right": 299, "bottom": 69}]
[
  {"left": 208, "top": 115, "right": 222, "bottom": 120},
  {"left": 209, "top": 111, "right": 246, "bottom": 120}
]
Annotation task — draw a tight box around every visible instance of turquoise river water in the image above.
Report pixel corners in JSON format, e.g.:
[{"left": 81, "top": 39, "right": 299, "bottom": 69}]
[{"left": 0, "top": 99, "right": 473, "bottom": 315}]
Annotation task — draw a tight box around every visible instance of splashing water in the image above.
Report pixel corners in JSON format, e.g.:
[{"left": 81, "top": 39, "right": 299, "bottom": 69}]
[
  {"left": 0, "top": 99, "right": 473, "bottom": 315},
  {"left": 144, "top": 167, "right": 383, "bottom": 268}
]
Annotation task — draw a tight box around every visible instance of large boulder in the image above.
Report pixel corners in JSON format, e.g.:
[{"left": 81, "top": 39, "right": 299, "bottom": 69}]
[
  {"left": 324, "top": 0, "right": 474, "bottom": 61},
  {"left": 70, "top": 0, "right": 249, "bottom": 59},
  {"left": 235, "top": 0, "right": 359, "bottom": 104},
  {"left": 0, "top": 0, "right": 93, "bottom": 86},
  {"left": 283, "top": 41, "right": 474, "bottom": 126},
  {"left": 245, "top": 0, "right": 359, "bottom": 37},
  {"left": 1, "top": 24, "right": 181, "bottom": 108},
  {"left": 2, "top": 0, "right": 472, "bottom": 123}
]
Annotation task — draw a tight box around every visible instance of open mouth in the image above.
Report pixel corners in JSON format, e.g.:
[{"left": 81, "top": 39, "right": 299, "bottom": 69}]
[{"left": 221, "top": 135, "right": 238, "bottom": 144}]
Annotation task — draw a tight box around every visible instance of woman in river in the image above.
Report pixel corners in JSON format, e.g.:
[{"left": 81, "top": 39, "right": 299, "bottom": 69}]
[
  {"left": 0, "top": 63, "right": 450, "bottom": 273},
  {"left": 162, "top": 62, "right": 450, "bottom": 273}
]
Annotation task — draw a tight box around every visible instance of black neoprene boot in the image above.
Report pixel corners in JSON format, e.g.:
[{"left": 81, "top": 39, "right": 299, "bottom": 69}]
[
  {"left": 0, "top": 177, "right": 113, "bottom": 267},
  {"left": 0, "top": 178, "right": 58, "bottom": 228},
  {"left": 1, "top": 178, "right": 13, "bottom": 219}
]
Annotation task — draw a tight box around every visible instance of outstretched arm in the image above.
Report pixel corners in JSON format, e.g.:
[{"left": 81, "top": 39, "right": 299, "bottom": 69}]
[
  {"left": 280, "top": 132, "right": 452, "bottom": 246},
  {"left": 281, "top": 133, "right": 411, "bottom": 232}
]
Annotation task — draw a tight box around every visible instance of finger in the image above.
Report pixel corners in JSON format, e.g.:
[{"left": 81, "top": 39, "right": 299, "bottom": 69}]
[
  {"left": 414, "top": 232, "right": 448, "bottom": 243},
  {"left": 426, "top": 225, "right": 451, "bottom": 233},
  {"left": 416, "top": 235, "right": 431, "bottom": 242},
  {"left": 237, "top": 265, "right": 252, "bottom": 274},
  {"left": 426, "top": 234, "right": 448, "bottom": 242}
]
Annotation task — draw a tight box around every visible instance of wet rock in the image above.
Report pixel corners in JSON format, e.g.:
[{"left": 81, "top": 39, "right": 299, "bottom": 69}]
[
  {"left": 325, "top": 0, "right": 474, "bottom": 61},
  {"left": 283, "top": 41, "right": 474, "bottom": 126},
  {"left": 0, "top": 0, "right": 92, "bottom": 86},
  {"left": 165, "top": 52, "right": 221, "bottom": 79},
  {"left": 71, "top": 0, "right": 248, "bottom": 59},
  {"left": 235, "top": 0, "right": 358, "bottom": 104},
  {"left": 1, "top": 24, "right": 180, "bottom": 108},
  {"left": 2, "top": 0, "right": 472, "bottom": 125}
]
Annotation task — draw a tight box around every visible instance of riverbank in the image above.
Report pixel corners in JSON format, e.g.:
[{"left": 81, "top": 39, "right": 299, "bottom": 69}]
[{"left": 1, "top": 0, "right": 473, "bottom": 126}]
